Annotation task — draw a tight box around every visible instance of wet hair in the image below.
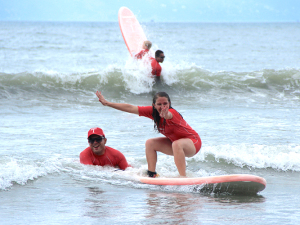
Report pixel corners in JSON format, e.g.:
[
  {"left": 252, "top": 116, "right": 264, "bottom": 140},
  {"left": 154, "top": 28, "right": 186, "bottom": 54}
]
[
  {"left": 144, "top": 41, "right": 152, "bottom": 49},
  {"left": 152, "top": 92, "right": 182, "bottom": 132},
  {"left": 155, "top": 50, "right": 164, "bottom": 58}
]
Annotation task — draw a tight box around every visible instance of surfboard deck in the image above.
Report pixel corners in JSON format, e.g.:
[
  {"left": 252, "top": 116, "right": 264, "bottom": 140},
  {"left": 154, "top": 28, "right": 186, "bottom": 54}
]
[
  {"left": 140, "top": 174, "right": 266, "bottom": 195},
  {"left": 118, "top": 7, "right": 147, "bottom": 56}
]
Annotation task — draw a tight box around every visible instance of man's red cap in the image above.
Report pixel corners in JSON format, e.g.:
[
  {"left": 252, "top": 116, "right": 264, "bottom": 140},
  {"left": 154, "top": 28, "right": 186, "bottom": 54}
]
[{"left": 87, "top": 127, "right": 105, "bottom": 138}]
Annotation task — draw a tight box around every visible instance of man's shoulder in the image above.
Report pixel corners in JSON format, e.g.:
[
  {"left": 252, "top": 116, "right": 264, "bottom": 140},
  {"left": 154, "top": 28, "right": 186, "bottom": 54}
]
[
  {"left": 105, "top": 146, "right": 121, "bottom": 153},
  {"left": 80, "top": 146, "right": 91, "bottom": 155},
  {"left": 151, "top": 58, "right": 161, "bottom": 68},
  {"left": 106, "top": 146, "right": 126, "bottom": 158},
  {"left": 150, "top": 57, "right": 156, "bottom": 62},
  {"left": 79, "top": 147, "right": 93, "bottom": 164}
]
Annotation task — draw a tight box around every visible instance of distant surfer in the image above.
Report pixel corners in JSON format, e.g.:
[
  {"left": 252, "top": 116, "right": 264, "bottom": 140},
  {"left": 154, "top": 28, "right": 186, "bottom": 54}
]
[
  {"left": 135, "top": 41, "right": 164, "bottom": 81},
  {"left": 80, "top": 127, "right": 130, "bottom": 170},
  {"left": 135, "top": 40, "right": 152, "bottom": 59},
  {"left": 95, "top": 91, "right": 201, "bottom": 177},
  {"left": 150, "top": 50, "right": 164, "bottom": 81}
]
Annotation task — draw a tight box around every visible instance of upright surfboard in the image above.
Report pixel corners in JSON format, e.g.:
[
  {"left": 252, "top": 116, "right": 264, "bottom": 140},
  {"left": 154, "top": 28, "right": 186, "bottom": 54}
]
[
  {"left": 140, "top": 174, "right": 266, "bottom": 195},
  {"left": 118, "top": 7, "right": 147, "bottom": 56}
]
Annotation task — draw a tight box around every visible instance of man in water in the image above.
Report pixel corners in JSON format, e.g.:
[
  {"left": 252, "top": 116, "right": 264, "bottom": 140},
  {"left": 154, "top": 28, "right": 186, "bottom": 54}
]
[
  {"left": 150, "top": 50, "right": 165, "bottom": 80},
  {"left": 80, "top": 127, "right": 130, "bottom": 170},
  {"left": 135, "top": 42, "right": 164, "bottom": 80}
]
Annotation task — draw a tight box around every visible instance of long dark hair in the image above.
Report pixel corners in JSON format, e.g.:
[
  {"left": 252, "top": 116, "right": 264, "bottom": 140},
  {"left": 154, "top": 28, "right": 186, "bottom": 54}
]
[{"left": 152, "top": 92, "right": 182, "bottom": 132}]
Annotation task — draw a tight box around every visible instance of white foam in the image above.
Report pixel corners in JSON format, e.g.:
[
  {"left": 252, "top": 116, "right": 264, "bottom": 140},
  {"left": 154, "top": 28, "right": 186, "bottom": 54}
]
[
  {"left": 121, "top": 57, "right": 155, "bottom": 94},
  {"left": 0, "top": 158, "right": 53, "bottom": 190},
  {"left": 198, "top": 144, "right": 300, "bottom": 171}
]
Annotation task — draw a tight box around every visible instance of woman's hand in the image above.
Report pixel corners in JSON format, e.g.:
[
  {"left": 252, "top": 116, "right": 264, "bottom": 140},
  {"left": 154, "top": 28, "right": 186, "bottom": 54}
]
[
  {"left": 160, "top": 105, "right": 172, "bottom": 119},
  {"left": 96, "top": 91, "right": 109, "bottom": 106}
]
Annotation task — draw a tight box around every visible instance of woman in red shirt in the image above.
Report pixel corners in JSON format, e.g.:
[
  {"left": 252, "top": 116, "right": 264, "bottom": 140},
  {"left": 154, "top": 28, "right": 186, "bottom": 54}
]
[{"left": 95, "top": 91, "right": 201, "bottom": 177}]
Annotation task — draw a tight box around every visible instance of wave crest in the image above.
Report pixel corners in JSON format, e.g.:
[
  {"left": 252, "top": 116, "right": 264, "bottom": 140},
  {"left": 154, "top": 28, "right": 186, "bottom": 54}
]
[{"left": 1, "top": 67, "right": 299, "bottom": 101}]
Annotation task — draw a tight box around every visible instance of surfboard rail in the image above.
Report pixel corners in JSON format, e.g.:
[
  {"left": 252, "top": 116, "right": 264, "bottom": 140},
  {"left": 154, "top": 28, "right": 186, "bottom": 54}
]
[{"left": 140, "top": 174, "right": 266, "bottom": 195}]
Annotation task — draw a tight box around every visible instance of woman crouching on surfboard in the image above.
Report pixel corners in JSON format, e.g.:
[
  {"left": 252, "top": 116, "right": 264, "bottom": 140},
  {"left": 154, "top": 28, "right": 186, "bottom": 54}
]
[{"left": 95, "top": 91, "right": 202, "bottom": 177}]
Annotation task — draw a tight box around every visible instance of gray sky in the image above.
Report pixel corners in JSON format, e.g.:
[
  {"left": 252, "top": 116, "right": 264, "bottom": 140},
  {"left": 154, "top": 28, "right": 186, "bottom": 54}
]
[{"left": 1, "top": 0, "right": 299, "bottom": 22}]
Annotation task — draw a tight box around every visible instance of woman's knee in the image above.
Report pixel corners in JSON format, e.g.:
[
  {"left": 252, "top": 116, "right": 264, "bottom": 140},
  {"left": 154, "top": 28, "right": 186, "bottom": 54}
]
[
  {"left": 145, "top": 138, "right": 156, "bottom": 149},
  {"left": 172, "top": 140, "right": 183, "bottom": 152},
  {"left": 172, "top": 139, "right": 196, "bottom": 157},
  {"left": 172, "top": 139, "right": 183, "bottom": 149}
]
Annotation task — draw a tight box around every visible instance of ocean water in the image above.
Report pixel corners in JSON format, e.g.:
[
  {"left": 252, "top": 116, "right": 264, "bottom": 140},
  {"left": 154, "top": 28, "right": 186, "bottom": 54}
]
[{"left": 1, "top": 21, "right": 300, "bottom": 224}]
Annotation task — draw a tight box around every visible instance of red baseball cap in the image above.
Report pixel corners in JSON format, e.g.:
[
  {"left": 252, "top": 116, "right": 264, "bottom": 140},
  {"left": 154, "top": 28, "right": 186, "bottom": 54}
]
[{"left": 87, "top": 127, "right": 105, "bottom": 138}]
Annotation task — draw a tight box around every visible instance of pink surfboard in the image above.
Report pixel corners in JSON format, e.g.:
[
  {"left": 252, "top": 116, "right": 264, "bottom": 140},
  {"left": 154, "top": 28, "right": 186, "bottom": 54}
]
[
  {"left": 118, "top": 7, "right": 147, "bottom": 56},
  {"left": 140, "top": 174, "right": 266, "bottom": 195}
]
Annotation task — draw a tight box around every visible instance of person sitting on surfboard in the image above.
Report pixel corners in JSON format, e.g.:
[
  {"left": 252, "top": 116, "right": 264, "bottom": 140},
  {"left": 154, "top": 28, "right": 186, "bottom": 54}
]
[
  {"left": 80, "top": 127, "right": 130, "bottom": 170},
  {"left": 95, "top": 91, "right": 201, "bottom": 177},
  {"left": 135, "top": 40, "right": 152, "bottom": 59}
]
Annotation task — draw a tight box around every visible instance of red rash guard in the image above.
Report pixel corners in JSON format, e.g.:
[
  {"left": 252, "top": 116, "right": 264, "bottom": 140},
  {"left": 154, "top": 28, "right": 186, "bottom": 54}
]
[
  {"left": 138, "top": 106, "right": 201, "bottom": 153},
  {"left": 135, "top": 52, "right": 161, "bottom": 77},
  {"left": 80, "top": 146, "right": 130, "bottom": 170},
  {"left": 150, "top": 57, "right": 162, "bottom": 76},
  {"left": 135, "top": 49, "right": 149, "bottom": 59}
]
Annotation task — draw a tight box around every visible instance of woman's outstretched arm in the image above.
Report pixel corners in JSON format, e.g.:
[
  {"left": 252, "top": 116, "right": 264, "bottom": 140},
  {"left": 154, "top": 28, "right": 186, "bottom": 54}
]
[{"left": 96, "top": 91, "right": 139, "bottom": 115}]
